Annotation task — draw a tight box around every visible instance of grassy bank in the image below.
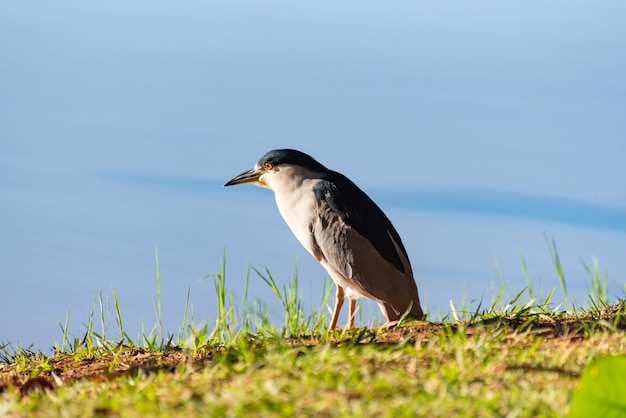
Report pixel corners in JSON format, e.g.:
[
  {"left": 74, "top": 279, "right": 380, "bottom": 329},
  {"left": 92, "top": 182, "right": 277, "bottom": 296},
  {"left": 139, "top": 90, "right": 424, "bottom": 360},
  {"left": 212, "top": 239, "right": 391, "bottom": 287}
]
[{"left": 1, "top": 249, "right": 625, "bottom": 417}]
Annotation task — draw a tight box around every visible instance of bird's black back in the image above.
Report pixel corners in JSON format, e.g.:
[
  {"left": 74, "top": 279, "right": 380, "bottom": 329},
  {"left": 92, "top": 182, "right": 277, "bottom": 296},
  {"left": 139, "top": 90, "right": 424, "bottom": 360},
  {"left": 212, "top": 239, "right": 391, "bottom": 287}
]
[{"left": 313, "top": 171, "right": 410, "bottom": 274}]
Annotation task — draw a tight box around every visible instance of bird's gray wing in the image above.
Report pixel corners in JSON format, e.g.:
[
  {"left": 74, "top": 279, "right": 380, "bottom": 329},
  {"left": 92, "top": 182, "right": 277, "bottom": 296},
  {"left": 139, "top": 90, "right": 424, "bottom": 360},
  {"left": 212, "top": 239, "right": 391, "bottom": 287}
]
[{"left": 313, "top": 172, "right": 408, "bottom": 274}]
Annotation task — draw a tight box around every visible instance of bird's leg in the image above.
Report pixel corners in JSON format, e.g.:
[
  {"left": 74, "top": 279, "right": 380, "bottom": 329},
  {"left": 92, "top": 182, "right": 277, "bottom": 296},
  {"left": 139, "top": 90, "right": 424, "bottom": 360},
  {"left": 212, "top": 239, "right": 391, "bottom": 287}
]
[
  {"left": 347, "top": 297, "right": 357, "bottom": 329},
  {"left": 329, "top": 285, "right": 345, "bottom": 330}
]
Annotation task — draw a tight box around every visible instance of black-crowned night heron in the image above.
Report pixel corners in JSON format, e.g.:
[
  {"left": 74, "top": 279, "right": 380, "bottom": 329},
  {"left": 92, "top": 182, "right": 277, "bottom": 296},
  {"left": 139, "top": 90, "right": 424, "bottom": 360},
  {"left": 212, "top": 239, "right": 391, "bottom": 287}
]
[{"left": 224, "top": 149, "right": 423, "bottom": 329}]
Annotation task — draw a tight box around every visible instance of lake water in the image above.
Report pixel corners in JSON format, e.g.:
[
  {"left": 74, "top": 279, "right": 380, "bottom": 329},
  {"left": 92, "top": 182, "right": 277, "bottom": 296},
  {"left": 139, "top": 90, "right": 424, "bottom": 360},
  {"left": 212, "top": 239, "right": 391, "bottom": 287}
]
[{"left": 1, "top": 1, "right": 625, "bottom": 351}]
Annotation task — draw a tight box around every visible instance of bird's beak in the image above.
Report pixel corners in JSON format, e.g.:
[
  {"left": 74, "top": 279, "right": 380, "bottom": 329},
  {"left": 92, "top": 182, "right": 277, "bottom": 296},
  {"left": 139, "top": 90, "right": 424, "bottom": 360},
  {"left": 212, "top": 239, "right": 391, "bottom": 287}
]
[{"left": 223, "top": 166, "right": 262, "bottom": 187}]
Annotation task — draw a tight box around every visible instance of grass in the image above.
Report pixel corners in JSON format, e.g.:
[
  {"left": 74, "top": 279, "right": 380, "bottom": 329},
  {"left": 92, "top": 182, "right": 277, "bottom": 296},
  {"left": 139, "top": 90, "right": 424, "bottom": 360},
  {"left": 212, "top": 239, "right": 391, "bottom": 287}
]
[{"left": 1, "top": 245, "right": 625, "bottom": 417}]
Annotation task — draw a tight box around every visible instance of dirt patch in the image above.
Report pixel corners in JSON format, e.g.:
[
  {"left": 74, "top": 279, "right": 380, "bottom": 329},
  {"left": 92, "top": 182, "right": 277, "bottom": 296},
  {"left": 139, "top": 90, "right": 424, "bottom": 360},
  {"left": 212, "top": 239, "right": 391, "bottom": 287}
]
[{"left": 1, "top": 348, "right": 216, "bottom": 395}]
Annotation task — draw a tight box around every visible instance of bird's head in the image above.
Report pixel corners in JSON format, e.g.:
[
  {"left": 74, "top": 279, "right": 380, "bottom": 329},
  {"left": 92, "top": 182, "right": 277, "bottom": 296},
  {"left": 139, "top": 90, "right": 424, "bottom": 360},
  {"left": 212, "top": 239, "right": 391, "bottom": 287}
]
[{"left": 224, "top": 149, "right": 328, "bottom": 190}]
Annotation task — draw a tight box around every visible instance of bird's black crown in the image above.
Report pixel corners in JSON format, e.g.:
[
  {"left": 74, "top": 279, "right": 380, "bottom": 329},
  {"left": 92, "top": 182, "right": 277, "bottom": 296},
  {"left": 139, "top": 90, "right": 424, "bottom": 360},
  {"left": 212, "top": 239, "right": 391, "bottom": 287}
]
[{"left": 257, "top": 149, "right": 328, "bottom": 172}]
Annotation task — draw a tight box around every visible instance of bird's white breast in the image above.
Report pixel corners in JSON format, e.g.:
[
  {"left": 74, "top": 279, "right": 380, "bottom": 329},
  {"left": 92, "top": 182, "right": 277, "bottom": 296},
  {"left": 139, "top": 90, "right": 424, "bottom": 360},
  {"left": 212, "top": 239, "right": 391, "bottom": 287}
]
[
  {"left": 273, "top": 179, "right": 320, "bottom": 256},
  {"left": 262, "top": 166, "right": 322, "bottom": 258}
]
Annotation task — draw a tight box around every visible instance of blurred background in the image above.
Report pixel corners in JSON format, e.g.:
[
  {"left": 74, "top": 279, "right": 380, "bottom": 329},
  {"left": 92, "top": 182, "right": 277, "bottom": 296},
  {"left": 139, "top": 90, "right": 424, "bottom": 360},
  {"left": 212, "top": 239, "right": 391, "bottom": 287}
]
[{"left": 1, "top": 1, "right": 625, "bottom": 351}]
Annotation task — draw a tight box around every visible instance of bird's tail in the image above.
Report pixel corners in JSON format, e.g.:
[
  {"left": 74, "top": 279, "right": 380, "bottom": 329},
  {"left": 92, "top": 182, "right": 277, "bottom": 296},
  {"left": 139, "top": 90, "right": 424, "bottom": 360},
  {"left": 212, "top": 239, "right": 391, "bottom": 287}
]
[{"left": 381, "top": 296, "right": 424, "bottom": 322}]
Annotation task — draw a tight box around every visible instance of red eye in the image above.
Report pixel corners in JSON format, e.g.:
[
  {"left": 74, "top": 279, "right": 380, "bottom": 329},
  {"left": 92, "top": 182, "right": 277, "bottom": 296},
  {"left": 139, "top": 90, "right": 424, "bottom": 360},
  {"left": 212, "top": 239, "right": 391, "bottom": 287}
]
[{"left": 264, "top": 161, "right": 274, "bottom": 170}]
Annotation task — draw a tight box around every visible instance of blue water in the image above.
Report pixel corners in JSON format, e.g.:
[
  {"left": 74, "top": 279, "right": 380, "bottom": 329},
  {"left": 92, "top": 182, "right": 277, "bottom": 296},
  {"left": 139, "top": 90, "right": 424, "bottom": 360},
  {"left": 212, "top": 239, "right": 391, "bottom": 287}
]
[{"left": 1, "top": 1, "right": 625, "bottom": 351}]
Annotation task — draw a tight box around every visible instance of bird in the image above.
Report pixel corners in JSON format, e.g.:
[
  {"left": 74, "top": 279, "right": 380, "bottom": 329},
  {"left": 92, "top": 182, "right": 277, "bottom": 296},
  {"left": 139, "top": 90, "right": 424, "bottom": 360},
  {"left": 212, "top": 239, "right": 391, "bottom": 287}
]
[{"left": 224, "top": 149, "right": 423, "bottom": 329}]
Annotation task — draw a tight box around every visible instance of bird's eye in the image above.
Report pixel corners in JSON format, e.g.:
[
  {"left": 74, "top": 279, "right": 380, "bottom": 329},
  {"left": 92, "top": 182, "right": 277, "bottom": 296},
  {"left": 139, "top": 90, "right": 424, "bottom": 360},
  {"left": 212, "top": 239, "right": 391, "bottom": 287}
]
[{"left": 264, "top": 161, "right": 274, "bottom": 170}]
